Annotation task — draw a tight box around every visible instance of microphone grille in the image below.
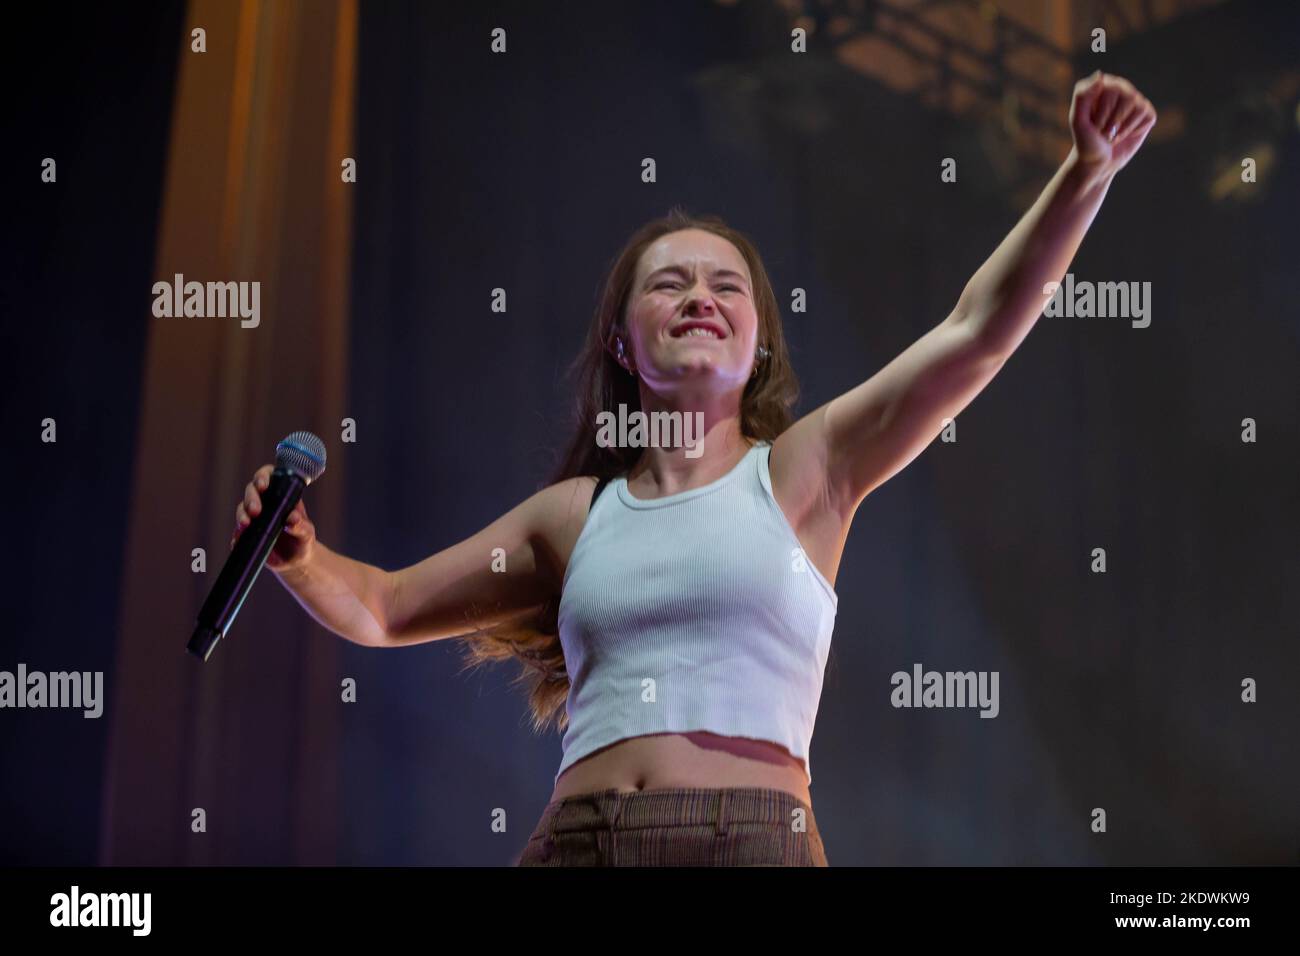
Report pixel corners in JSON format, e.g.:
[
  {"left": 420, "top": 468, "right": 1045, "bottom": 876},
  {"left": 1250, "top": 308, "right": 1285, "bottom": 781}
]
[{"left": 275, "top": 431, "right": 327, "bottom": 484}]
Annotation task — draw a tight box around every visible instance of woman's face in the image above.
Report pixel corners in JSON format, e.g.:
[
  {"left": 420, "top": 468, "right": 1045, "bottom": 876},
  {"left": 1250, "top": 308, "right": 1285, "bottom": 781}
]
[{"left": 619, "top": 228, "right": 760, "bottom": 394}]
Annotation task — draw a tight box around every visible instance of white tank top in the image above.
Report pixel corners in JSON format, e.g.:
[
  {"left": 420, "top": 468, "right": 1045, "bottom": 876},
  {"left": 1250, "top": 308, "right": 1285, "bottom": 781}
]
[{"left": 555, "top": 439, "right": 839, "bottom": 784}]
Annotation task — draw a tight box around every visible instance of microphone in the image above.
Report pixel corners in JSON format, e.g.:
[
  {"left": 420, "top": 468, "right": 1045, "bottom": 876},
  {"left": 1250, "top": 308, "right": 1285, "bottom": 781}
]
[{"left": 187, "top": 431, "right": 328, "bottom": 661}]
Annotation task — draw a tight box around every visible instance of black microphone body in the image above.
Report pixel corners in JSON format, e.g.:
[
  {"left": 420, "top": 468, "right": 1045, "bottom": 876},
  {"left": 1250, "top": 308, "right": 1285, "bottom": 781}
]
[
  {"left": 188, "top": 468, "right": 305, "bottom": 660},
  {"left": 188, "top": 431, "right": 327, "bottom": 661}
]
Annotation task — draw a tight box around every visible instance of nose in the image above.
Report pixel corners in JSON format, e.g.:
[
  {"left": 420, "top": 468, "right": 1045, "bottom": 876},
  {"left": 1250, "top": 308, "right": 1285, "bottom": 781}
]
[{"left": 684, "top": 284, "right": 716, "bottom": 315}]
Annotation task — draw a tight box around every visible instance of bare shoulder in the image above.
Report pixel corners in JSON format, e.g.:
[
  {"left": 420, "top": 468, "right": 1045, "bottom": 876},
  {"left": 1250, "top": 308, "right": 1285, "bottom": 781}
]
[
  {"left": 768, "top": 407, "right": 852, "bottom": 588},
  {"left": 769, "top": 407, "right": 835, "bottom": 528},
  {"left": 527, "top": 475, "right": 601, "bottom": 593}
]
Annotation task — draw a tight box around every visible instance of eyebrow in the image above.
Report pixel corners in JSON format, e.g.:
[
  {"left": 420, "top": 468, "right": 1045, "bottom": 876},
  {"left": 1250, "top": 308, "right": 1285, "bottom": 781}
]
[{"left": 644, "top": 265, "right": 750, "bottom": 288}]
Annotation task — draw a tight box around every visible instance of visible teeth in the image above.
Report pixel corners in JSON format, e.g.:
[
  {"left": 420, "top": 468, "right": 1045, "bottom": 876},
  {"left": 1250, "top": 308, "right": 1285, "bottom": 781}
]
[{"left": 681, "top": 327, "right": 719, "bottom": 338}]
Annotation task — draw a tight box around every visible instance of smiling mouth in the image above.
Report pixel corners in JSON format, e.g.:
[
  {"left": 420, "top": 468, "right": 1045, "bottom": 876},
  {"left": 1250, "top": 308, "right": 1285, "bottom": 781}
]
[{"left": 669, "top": 323, "right": 726, "bottom": 339}]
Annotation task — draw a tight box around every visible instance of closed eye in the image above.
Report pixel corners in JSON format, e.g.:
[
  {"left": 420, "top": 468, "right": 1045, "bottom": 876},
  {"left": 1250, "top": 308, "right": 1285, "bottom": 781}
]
[{"left": 654, "top": 282, "right": 741, "bottom": 292}]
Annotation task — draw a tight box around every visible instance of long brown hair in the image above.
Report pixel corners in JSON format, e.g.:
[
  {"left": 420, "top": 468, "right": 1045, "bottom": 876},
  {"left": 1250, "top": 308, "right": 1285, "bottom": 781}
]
[{"left": 457, "top": 206, "right": 801, "bottom": 733}]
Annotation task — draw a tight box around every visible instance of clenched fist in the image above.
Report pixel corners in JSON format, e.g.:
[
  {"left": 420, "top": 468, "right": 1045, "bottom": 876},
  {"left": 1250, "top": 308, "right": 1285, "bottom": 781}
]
[
  {"left": 231, "top": 463, "right": 316, "bottom": 573},
  {"left": 1069, "top": 71, "right": 1157, "bottom": 174}
]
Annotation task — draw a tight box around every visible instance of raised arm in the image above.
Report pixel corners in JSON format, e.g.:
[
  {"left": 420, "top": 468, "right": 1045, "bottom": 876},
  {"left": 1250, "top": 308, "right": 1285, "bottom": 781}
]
[{"left": 815, "top": 71, "right": 1156, "bottom": 514}]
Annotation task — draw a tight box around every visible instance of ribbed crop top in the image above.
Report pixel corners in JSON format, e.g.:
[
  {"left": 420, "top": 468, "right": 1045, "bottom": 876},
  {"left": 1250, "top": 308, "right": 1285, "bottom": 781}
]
[{"left": 555, "top": 439, "right": 839, "bottom": 784}]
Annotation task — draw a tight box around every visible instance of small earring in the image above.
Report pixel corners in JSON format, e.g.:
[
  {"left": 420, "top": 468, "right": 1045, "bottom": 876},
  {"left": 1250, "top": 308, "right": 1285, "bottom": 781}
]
[
  {"left": 751, "top": 345, "right": 769, "bottom": 379},
  {"left": 615, "top": 337, "right": 635, "bottom": 376}
]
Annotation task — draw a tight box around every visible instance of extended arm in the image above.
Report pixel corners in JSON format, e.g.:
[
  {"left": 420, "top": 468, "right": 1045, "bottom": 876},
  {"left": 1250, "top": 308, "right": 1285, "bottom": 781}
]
[{"left": 818, "top": 71, "right": 1157, "bottom": 513}]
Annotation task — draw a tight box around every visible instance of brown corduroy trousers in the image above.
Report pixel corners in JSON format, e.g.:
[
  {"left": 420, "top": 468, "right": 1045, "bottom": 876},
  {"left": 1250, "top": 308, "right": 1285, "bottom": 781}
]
[{"left": 516, "top": 786, "right": 828, "bottom": 866}]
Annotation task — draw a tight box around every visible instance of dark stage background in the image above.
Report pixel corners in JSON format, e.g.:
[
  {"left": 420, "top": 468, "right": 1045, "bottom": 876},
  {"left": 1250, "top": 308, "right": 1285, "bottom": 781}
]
[{"left": 2, "top": 0, "right": 1297, "bottom": 866}]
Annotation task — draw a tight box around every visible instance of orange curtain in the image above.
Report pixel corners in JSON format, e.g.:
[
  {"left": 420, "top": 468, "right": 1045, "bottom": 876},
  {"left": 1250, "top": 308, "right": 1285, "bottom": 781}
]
[{"left": 101, "top": 0, "right": 357, "bottom": 864}]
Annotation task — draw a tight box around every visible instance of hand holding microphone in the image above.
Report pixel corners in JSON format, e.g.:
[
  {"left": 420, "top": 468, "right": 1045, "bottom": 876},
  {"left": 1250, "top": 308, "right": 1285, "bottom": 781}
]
[
  {"left": 188, "top": 431, "right": 327, "bottom": 660},
  {"left": 231, "top": 463, "right": 316, "bottom": 572}
]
